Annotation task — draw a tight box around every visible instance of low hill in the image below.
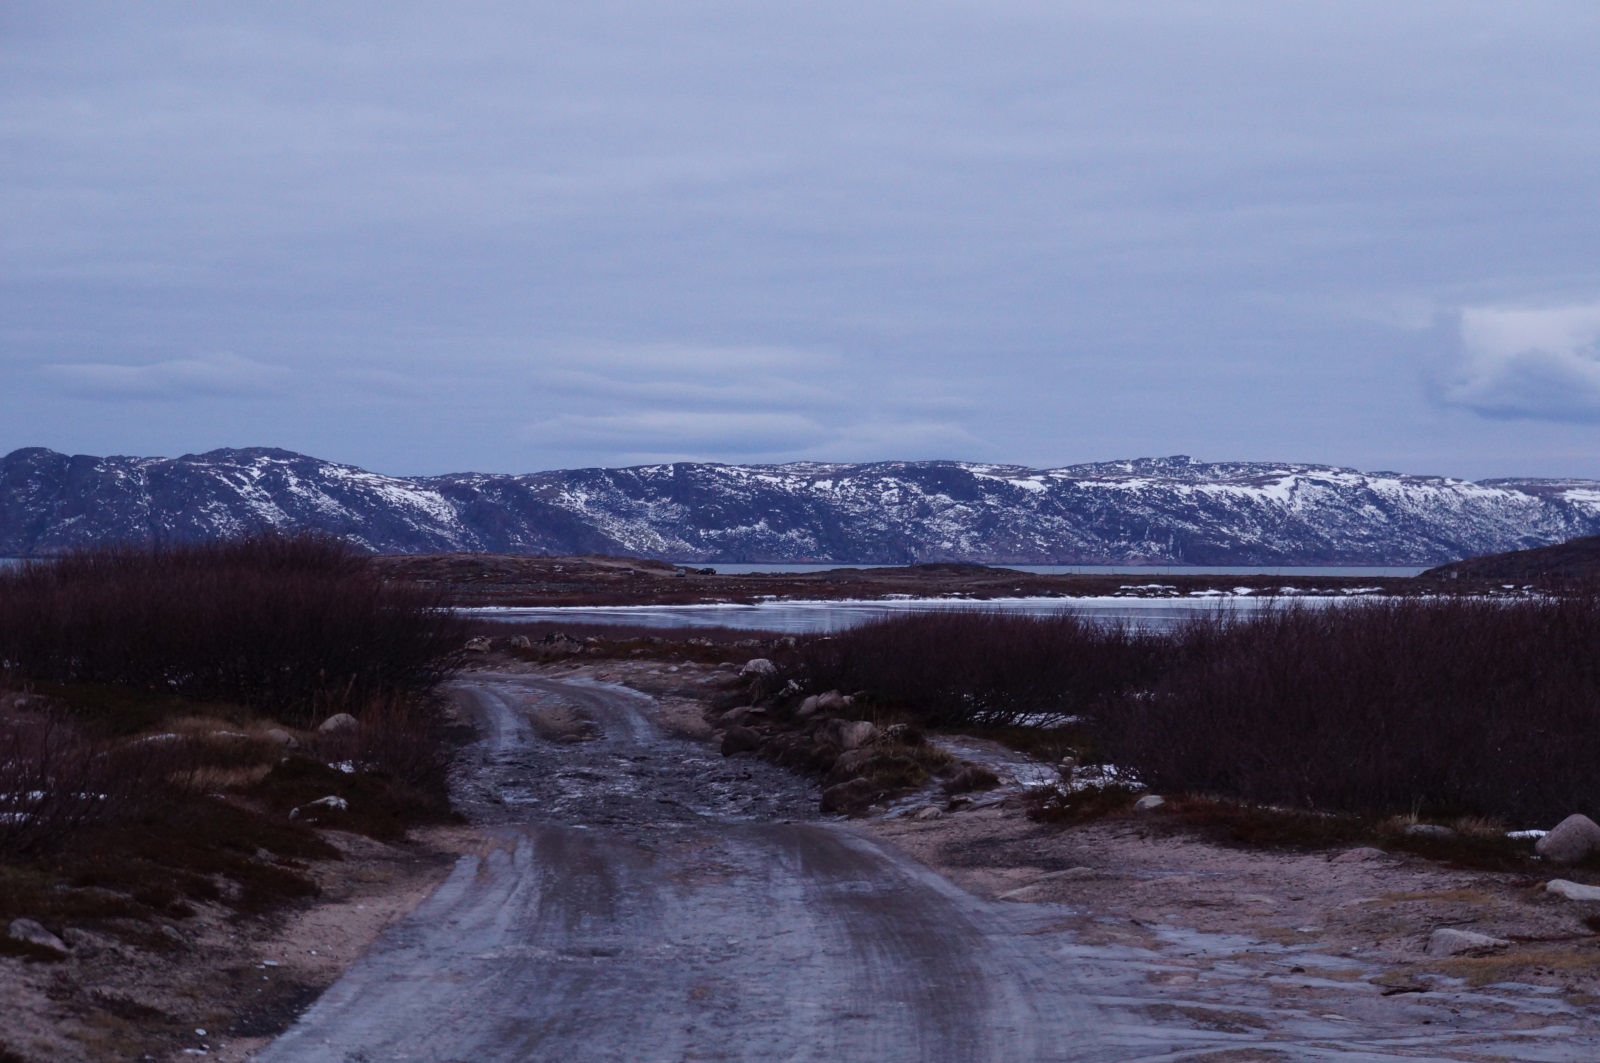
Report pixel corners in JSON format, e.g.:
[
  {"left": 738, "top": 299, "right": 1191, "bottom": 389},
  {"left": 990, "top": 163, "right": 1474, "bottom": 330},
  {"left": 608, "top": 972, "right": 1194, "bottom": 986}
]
[{"left": 1420, "top": 535, "right": 1600, "bottom": 582}]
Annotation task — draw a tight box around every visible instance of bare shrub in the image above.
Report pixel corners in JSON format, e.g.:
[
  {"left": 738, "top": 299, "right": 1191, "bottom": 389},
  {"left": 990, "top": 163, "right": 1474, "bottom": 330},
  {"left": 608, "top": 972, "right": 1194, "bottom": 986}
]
[
  {"left": 0, "top": 707, "right": 182, "bottom": 857},
  {"left": 0, "top": 534, "right": 465, "bottom": 725},
  {"left": 789, "top": 610, "right": 1167, "bottom": 727},
  {"left": 1101, "top": 597, "right": 1600, "bottom": 825}
]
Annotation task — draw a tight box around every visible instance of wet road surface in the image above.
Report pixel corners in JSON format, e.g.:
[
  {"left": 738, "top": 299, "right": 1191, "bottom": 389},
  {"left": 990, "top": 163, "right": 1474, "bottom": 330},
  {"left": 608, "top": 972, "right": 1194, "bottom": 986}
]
[{"left": 260, "top": 672, "right": 1600, "bottom": 1062}]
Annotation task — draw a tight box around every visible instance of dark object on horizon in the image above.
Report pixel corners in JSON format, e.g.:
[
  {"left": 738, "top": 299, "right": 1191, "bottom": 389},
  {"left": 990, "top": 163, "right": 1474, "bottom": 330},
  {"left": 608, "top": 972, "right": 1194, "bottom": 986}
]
[
  {"left": 1420, "top": 534, "right": 1600, "bottom": 581},
  {"left": 4, "top": 446, "right": 1599, "bottom": 565}
]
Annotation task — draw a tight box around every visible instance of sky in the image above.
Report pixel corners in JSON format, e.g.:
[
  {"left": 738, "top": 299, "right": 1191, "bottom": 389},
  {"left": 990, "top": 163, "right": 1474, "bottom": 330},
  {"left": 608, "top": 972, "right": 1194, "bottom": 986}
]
[{"left": 4, "top": 2, "right": 1600, "bottom": 480}]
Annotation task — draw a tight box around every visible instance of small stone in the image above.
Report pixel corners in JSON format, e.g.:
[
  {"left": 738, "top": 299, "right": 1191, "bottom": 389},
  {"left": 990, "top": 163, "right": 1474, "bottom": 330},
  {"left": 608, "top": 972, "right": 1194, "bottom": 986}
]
[
  {"left": 1133, "top": 795, "right": 1166, "bottom": 812},
  {"left": 317, "top": 713, "right": 359, "bottom": 735},
  {"left": 1426, "top": 927, "right": 1508, "bottom": 957},
  {"left": 264, "top": 728, "right": 299, "bottom": 749},
  {"left": 1402, "top": 823, "right": 1456, "bottom": 840},
  {"left": 464, "top": 636, "right": 493, "bottom": 653},
  {"left": 8, "top": 918, "right": 68, "bottom": 956},
  {"left": 912, "top": 805, "right": 945, "bottom": 821},
  {"left": 1332, "top": 847, "right": 1387, "bottom": 863},
  {"left": 836, "top": 720, "right": 878, "bottom": 751},
  {"left": 1535, "top": 814, "right": 1600, "bottom": 865},
  {"left": 815, "top": 690, "right": 848, "bottom": 715},
  {"left": 159, "top": 924, "right": 186, "bottom": 945},
  {"left": 720, "top": 725, "right": 763, "bottom": 756},
  {"left": 1545, "top": 878, "right": 1600, "bottom": 901}
]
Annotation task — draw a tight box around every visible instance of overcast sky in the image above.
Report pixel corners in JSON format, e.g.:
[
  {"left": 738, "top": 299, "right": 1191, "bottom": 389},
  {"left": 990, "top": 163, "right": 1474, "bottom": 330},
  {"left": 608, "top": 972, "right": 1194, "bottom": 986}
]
[{"left": 4, "top": 2, "right": 1600, "bottom": 479}]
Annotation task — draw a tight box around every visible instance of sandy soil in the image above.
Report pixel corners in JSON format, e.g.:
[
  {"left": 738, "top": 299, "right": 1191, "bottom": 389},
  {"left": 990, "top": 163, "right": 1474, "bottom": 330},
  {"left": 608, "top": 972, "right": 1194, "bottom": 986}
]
[
  {"left": 870, "top": 804, "right": 1600, "bottom": 1002},
  {"left": 0, "top": 828, "right": 467, "bottom": 1062}
]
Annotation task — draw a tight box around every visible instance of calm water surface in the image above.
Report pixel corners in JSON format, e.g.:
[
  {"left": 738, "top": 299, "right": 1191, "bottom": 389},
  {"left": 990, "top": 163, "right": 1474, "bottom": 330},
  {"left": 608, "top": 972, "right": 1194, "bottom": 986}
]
[
  {"left": 464, "top": 594, "right": 1354, "bottom": 634},
  {"left": 698, "top": 563, "right": 1425, "bottom": 577}
]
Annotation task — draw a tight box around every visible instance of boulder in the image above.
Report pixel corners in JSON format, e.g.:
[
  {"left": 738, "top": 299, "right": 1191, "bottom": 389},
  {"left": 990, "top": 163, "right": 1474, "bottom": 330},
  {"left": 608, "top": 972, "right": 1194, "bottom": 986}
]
[
  {"left": 507, "top": 635, "right": 532, "bottom": 649},
  {"left": 739, "top": 658, "right": 776, "bottom": 678},
  {"left": 8, "top": 918, "right": 68, "bottom": 957},
  {"left": 1426, "top": 928, "right": 1508, "bottom": 957},
  {"left": 825, "top": 748, "right": 875, "bottom": 784},
  {"left": 264, "top": 728, "right": 299, "bottom": 749},
  {"left": 1546, "top": 878, "right": 1600, "bottom": 901},
  {"left": 836, "top": 720, "right": 878, "bottom": 751},
  {"left": 318, "top": 713, "right": 359, "bottom": 735},
  {"left": 795, "top": 695, "right": 821, "bottom": 719},
  {"left": 1133, "top": 795, "right": 1167, "bottom": 812},
  {"left": 1535, "top": 814, "right": 1600, "bottom": 865},
  {"left": 820, "top": 777, "right": 876, "bottom": 815},
  {"left": 943, "top": 765, "right": 1001, "bottom": 795},
  {"left": 815, "top": 690, "right": 848, "bottom": 715},
  {"left": 912, "top": 804, "right": 945, "bottom": 821},
  {"left": 720, "top": 725, "right": 763, "bottom": 756},
  {"left": 465, "top": 637, "right": 493, "bottom": 653}
]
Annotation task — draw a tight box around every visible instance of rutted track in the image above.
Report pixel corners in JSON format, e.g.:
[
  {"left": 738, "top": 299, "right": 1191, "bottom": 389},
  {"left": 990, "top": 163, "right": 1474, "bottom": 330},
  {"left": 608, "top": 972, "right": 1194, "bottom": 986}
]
[{"left": 260, "top": 672, "right": 1600, "bottom": 1062}]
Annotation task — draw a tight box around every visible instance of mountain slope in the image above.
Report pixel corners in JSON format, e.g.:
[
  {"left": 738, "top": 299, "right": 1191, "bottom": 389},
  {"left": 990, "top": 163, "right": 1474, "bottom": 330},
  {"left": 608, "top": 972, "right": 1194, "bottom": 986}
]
[{"left": 3, "top": 446, "right": 1598, "bottom": 564}]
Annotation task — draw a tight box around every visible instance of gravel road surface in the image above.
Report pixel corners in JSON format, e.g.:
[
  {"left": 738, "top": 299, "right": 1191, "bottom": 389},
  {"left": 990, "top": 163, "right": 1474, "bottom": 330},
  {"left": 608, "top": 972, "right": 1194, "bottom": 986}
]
[{"left": 259, "top": 671, "right": 1600, "bottom": 1062}]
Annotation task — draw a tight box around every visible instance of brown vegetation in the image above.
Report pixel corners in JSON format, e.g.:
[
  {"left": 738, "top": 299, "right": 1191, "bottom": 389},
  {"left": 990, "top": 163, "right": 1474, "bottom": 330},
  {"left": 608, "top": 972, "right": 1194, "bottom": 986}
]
[
  {"left": 1106, "top": 596, "right": 1600, "bottom": 826},
  {"left": 790, "top": 610, "right": 1163, "bottom": 728},
  {"left": 0, "top": 536, "right": 464, "bottom": 978},
  {"left": 0, "top": 535, "right": 464, "bottom": 724},
  {"left": 781, "top": 598, "right": 1600, "bottom": 828}
]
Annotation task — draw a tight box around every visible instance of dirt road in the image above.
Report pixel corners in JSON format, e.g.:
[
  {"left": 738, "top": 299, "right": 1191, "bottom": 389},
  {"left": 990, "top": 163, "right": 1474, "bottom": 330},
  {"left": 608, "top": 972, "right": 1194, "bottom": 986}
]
[{"left": 258, "top": 672, "right": 1599, "bottom": 1062}]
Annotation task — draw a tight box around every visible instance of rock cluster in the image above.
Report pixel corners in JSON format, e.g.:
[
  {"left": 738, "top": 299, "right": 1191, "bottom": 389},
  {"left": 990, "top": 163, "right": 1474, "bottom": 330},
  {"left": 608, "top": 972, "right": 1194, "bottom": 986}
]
[{"left": 713, "top": 684, "right": 952, "bottom": 816}]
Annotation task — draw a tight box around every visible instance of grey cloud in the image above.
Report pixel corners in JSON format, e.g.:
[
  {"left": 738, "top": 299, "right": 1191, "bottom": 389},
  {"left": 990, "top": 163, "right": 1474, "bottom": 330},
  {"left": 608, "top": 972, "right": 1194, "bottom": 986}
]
[
  {"left": 1440, "top": 304, "right": 1600, "bottom": 422},
  {"left": 5, "top": 3, "right": 1600, "bottom": 478},
  {"left": 39, "top": 354, "right": 292, "bottom": 401},
  {"left": 523, "top": 411, "right": 828, "bottom": 458}
]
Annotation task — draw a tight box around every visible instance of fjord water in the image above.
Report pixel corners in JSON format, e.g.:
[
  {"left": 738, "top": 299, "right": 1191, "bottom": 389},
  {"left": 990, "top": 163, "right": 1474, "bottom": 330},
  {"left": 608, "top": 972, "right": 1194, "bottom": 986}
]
[
  {"left": 464, "top": 594, "right": 1349, "bottom": 634},
  {"left": 702, "top": 563, "right": 1426, "bottom": 577},
  {"left": 465, "top": 563, "right": 1405, "bottom": 633}
]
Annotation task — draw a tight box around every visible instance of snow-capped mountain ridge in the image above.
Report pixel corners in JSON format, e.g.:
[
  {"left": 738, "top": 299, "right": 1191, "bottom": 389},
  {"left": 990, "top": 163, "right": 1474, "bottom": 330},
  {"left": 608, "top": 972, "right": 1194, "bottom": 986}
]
[{"left": 2, "top": 446, "right": 1597, "bottom": 564}]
